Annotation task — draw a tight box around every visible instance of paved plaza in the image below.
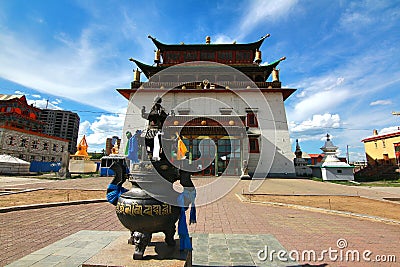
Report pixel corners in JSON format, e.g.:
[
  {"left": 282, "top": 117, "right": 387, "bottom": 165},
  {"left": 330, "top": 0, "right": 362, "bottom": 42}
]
[{"left": 1, "top": 176, "right": 399, "bottom": 266}]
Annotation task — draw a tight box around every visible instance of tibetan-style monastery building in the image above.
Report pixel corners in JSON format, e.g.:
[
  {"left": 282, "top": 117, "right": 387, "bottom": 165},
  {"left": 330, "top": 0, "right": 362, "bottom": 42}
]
[{"left": 118, "top": 35, "right": 296, "bottom": 178}]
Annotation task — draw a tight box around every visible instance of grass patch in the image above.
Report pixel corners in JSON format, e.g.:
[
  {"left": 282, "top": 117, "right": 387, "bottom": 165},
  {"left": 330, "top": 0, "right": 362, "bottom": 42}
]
[
  {"left": 242, "top": 194, "right": 400, "bottom": 221},
  {"left": 311, "top": 177, "right": 400, "bottom": 187}
]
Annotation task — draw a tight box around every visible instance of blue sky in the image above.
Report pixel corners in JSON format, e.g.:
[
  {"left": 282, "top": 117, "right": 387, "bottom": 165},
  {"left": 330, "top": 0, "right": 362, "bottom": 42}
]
[{"left": 0, "top": 0, "right": 399, "bottom": 160}]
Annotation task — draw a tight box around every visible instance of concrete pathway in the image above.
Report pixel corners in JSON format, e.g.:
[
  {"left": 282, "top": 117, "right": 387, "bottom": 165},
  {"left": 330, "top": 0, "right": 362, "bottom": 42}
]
[
  {"left": 6, "top": 231, "right": 297, "bottom": 267},
  {"left": 1, "top": 176, "right": 399, "bottom": 266}
]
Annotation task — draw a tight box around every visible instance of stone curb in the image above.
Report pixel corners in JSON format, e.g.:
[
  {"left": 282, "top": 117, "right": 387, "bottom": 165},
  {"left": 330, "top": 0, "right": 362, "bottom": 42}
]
[
  {"left": 0, "top": 188, "right": 45, "bottom": 196},
  {"left": 236, "top": 194, "right": 400, "bottom": 225},
  {"left": 0, "top": 199, "right": 107, "bottom": 213}
]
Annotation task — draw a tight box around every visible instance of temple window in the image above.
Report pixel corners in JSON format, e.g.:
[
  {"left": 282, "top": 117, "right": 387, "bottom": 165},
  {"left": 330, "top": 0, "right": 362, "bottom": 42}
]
[
  {"left": 217, "top": 51, "right": 233, "bottom": 62},
  {"left": 61, "top": 146, "right": 64, "bottom": 152},
  {"left": 382, "top": 140, "right": 386, "bottom": 148},
  {"left": 164, "top": 51, "right": 181, "bottom": 63},
  {"left": 53, "top": 144, "right": 57, "bottom": 152},
  {"left": 8, "top": 136, "right": 15, "bottom": 146},
  {"left": 184, "top": 51, "right": 197, "bottom": 61},
  {"left": 247, "top": 113, "right": 258, "bottom": 127},
  {"left": 249, "top": 138, "right": 259, "bottom": 153},
  {"left": 255, "top": 75, "right": 264, "bottom": 82},
  {"left": 43, "top": 142, "right": 48, "bottom": 151},
  {"left": 235, "top": 51, "right": 252, "bottom": 63},
  {"left": 200, "top": 51, "right": 215, "bottom": 61},
  {"left": 32, "top": 140, "right": 38, "bottom": 149},
  {"left": 374, "top": 141, "right": 378, "bottom": 149},
  {"left": 20, "top": 138, "right": 27, "bottom": 148}
]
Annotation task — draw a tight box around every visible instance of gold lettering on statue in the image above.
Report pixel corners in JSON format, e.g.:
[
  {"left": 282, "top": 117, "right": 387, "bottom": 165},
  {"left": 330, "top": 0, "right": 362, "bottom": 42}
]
[
  {"left": 116, "top": 202, "right": 125, "bottom": 214},
  {"left": 124, "top": 204, "right": 132, "bottom": 215},
  {"left": 143, "top": 205, "right": 153, "bottom": 216},
  {"left": 153, "top": 205, "right": 161, "bottom": 215},
  {"left": 162, "top": 204, "right": 171, "bottom": 215},
  {"left": 132, "top": 203, "right": 143, "bottom": 216},
  {"left": 117, "top": 202, "right": 172, "bottom": 216}
]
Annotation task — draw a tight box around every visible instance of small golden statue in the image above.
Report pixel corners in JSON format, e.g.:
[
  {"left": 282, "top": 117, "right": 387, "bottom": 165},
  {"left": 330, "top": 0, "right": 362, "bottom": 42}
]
[
  {"left": 75, "top": 135, "right": 89, "bottom": 157},
  {"left": 111, "top": 142, "right": 119, "bottom": 155}
]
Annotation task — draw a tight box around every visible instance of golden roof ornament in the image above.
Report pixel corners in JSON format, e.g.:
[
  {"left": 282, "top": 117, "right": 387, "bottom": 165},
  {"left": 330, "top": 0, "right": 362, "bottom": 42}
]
[
  {"left": 272, "top": 68, "right": 280, "bottom": 82},
  {"left": 133, "top": 68, "right": 141, "bottom": 82},
  {"left": 154, "top": 49, "right": 161, "bottom": 63},
  {"left": 255, "top": 49, "right": 262, "bottom": 64}
]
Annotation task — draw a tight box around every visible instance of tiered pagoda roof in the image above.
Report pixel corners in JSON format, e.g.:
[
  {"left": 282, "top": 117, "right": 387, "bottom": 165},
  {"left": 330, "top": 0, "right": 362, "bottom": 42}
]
[{"left": 117, "top": 34, "right": 295, "bottom": 100}]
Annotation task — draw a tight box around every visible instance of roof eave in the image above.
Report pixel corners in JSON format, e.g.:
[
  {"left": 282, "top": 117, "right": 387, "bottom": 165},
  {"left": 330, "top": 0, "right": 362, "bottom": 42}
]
[{"left": 147, "top": 34, "right": 271, "bottom": 52}]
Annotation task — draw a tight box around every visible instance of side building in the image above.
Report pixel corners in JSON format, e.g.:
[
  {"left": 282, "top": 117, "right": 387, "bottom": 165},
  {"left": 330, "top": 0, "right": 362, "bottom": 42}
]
[
  {"left": 361, "top": 128, "right": 400, "bottom": 166},
  {"left": 39, "top": 109, "right": 80, "bottom": 154},
  {"left": 0, "top": 95, "right": 68, "bottom": 162}
]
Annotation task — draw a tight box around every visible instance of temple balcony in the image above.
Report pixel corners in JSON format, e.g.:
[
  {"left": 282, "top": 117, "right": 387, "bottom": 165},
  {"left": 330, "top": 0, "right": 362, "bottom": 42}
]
[{"left": 130, "top": 81, "right": 282, "bottom": 90}]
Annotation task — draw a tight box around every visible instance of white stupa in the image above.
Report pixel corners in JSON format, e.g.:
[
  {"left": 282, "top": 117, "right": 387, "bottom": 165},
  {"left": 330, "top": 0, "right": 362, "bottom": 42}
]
[{"left": 312, "top": 134, "right": 354, "bottom": 181}]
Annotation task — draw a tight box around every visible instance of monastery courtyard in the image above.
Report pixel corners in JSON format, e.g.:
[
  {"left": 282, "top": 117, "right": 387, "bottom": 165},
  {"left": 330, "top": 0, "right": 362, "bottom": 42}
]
[{"left": 1, "top": 175, "right": 399, "bottom": 266}]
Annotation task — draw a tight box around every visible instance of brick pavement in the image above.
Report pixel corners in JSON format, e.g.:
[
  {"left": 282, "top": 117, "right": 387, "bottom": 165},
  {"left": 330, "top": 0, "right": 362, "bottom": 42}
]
[{"left": 1, "top": 176, "right": 399, "bottom": 266}]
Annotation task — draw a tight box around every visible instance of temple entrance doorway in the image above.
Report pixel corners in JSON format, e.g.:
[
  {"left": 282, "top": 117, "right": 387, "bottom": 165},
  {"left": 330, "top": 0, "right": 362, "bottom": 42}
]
[{"left": 182, "top": 136, "right": 241, "bottom": 176}]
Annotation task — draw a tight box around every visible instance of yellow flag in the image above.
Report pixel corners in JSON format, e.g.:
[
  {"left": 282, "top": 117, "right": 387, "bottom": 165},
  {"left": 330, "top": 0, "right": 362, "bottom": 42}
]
[{"left": 177, "top": 136, "right": 188, "bottom": 160}]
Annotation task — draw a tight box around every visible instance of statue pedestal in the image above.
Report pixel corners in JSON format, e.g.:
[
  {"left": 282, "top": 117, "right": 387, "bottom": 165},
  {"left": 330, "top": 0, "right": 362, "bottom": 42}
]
[
  {"left": 69, "top": 156, "right": 97, "bottom": 174},
  {"left": 82, "top": 234, "right": 190, "bottom": 267}
]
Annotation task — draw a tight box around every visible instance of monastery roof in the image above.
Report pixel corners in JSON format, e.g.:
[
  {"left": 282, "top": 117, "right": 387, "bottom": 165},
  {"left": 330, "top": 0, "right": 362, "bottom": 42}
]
[
  {"left": 0, "top": 94, "right": 41, "bottom": 112},
  {"left": 131, "top": 58, "right": 285, "bottom": 79},
  {"left": 361, "top": 130, "right": 400, "bottom": 142},
  {"left": 148, "top": 34, "right": 270, "bottom": 52},
  {"left": 0, "top": 94, "right": 25, "bottom": 101}
]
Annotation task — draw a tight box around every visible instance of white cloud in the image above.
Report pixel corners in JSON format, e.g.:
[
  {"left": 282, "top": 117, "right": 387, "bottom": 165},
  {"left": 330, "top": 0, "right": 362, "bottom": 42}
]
[
  {"left": 339, "top": 1, "right": 398, "bottom": 33},
  {"left": 78, "top": 120, "right": 91, "bottom": 136},
  {"left": 370, "top": 99, "right": 392, "bottom": 106},
  {"left": 339, "top": 11, "right": 373, "bottom": 31},
  {"left": 213, "top": 34, "right": 236, "bottom": 44},
  {"left": 31, "top": 94, "right": 41, "bottom": 98},
  {"left": 0, "top": 24, "right": 131, "bottom": 113},
  {"left": 296, "top": 133, "right": 329, "bottom": 143},
  {"left": 290, "top": 113, "right": 340, "bottom": 132},
  {"left": 237, "top": 0, "right": 298, "bottom": 39},
  {"left": 14, "top": 90, "right": 27, "bottom": 95},
  {"left": 379, "top": 126, "right": 400, "bottom": 135},
  {"left": 27, "top": 98, "right": 63, "bottom": 110},
  {"left": 78, "top": 113, "right": 125, "bottom": 151},
  {"left": 290, "top": 89, "right": 350, "bottom": 121}
]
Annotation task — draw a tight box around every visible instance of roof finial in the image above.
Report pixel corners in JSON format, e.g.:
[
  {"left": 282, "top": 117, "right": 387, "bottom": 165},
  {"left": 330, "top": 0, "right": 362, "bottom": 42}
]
[
  {"left": 262, "top": 34, "right": 271, "bottom": 39},
  {"left": 295, "top": 139, "right": 302, "bottom": 158},
  {"left": 326, "top": 133, "right": 330, "bottom": 141},
  {"left": 206, "top": 36, "right": 211, "bottom": 44}
]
